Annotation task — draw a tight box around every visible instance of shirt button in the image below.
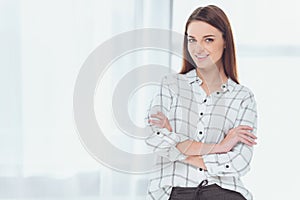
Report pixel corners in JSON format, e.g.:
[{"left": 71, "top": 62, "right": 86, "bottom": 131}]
[
  {"left": 225, "top": 165, "right": 229, "bottom": 168},
  {"left": 156, "top": 131, "right": 160, "bottom": 135},
  {"left": 200, "top": 112, "right": 203, "bottom": 116},
  {"left": 203, "top": 99, "right": 207, "bottom": 103},
  {"left": 216, "top": 92, "right": 220, "bottom": 95},
  {"left": 199, "top": 131, "right": 203, "bottom": 135},
  {"left": 199, "top": 168, "right": 203, "bottom": 171},
  {"left": 222, "top": 85, "right": 226, "bottom": 88}
]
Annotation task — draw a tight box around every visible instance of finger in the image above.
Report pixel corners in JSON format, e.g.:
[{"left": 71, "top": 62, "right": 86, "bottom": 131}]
[
  {"left": 150, "top": 113, "right": 165, "bottom": 120},
  {"left": 239, "top": 134, "right": 257, "bottom": 145},
  {"left": 240, "top": 134, "right": 257, "bottom": 144},
  {"left": 148, "top": 119, "right": 160, "bottom": 124},
  {"left": 239, "top": 130, "right": 257, "bottom": 139},
  {"left": 150, "top": 118, "right": 168, "bottom": 126},
  {"left": 239, "top": 137, "right": 255, "bottom": 147},
  {"left": 149, "top": 119, "right": 171, "bottom": 130},
  {"left": 157, "top": 111, "right": 168, "bottom": 120},
  {"left": 160, "top": 119, "right": 170, "bottom": 127},
  {"left": 148, "top": 120, "right": 163, "bottom": 128}
]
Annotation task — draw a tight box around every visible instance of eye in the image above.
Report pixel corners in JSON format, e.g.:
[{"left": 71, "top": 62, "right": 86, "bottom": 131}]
[
  {"left": 205, "top": 38, "right": 214, "bottom": 43},
  {"left": 187, "top": 38, "right": 196, "bottom": 43}
]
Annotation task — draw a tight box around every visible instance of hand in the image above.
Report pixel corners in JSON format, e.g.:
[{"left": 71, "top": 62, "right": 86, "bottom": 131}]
[
  {"left": 149, "top": 111, "right": 173, "bottom": 132},
  {"left": 218, "top": 125, "right": 257, "bottom": 153}
]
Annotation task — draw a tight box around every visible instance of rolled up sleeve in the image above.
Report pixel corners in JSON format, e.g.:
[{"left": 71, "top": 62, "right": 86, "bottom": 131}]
[
  {"left": 145, "top": 76, "right": 189, "bottom": 162},
  {"left": 202, "top": 92, "right": 258, "bottom": 177}
]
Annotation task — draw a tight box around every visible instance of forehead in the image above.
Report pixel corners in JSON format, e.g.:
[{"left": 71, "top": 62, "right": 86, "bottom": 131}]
[{"left": 187, "top": 20, "right": 222, "bottom": 37}]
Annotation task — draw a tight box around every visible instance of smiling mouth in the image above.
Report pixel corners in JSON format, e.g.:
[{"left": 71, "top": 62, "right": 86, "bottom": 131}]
[{"left": 195, "top": 54, "right": 209, "bottom": 60}]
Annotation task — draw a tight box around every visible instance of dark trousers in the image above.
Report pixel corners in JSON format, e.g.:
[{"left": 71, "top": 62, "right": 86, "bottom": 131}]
[{"left": 168, "top": 180, "right": 246, "bottom": 200}]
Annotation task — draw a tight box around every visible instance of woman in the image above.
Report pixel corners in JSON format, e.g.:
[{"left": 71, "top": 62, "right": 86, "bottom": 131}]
[{"left": 145, "top": 5, "right": 257, "bottom": 200}]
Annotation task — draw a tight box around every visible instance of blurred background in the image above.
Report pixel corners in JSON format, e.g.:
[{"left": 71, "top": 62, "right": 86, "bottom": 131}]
[{"left": 1, "top": 0, "right": 300, "bottom": 199}]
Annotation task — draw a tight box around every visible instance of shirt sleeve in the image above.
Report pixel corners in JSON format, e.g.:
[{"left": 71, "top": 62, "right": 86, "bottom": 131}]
[
  {"left": 202, "top": 91, "right": 258, "bottom": 177},
  {"left": 145, "top": 75, "right": 189, "bottom": 162}
]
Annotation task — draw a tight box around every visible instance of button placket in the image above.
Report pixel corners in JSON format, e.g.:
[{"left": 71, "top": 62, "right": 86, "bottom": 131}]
[
  {"left": 197, "top": 98, "right": 207, "bottom": 140},
  {"left": 196, "top": 119, "right": 205, "bottom": 140},
  {"left": 203, "top": 95, "right": 211, "bottom": 106},
  {"left": 199, "top": 102, "right": 206, "bottom": 119},
  {"left": 190, "top": 80, "right": 207, "bottom": 141},
  {"left": 199, "top": 96, "right": 206, "bottom": 117}
]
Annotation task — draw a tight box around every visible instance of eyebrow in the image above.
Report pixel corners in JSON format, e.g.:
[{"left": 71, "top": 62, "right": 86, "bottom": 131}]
[{"left": 187, "top": 34, "right": 216, "bottom": 38}]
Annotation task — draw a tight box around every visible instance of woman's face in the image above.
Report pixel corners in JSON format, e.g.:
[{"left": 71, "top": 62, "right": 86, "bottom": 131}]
[{"left": 187, "top": 20, "right": 225, "bottom": 70}]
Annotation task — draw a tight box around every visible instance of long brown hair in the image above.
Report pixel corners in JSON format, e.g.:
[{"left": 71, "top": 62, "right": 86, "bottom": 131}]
[{"left": 179, "top": 5, "right": 239, "bottom": 84}]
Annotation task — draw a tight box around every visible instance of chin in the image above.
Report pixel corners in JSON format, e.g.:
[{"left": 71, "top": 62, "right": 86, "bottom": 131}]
[
  {"left": 195, "top": 64, "right": 207, "bottom": 69},
  {"left": 195, "top": 61, "right": 214, "bottom": 70}
]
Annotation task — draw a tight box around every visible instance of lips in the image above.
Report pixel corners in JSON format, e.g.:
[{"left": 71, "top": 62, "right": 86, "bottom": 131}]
[{"left": 195, "top": 54, "right": 209, "bottom": 61}]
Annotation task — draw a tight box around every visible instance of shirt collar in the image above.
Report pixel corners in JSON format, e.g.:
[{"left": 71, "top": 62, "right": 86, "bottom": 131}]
[
  {"left": 225, "top": 78, "right": 236, "bottom": 92},
  {"left": 185, "top": 69, "right": 236, "bottom": 92},
  {"left": 186, "top": 69, "right": 202, "bottom": 84}
]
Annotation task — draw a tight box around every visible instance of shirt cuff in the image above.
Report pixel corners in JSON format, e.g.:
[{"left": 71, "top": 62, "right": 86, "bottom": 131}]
[
  {"left": 158, "top": 128, "right": 189, "bottom": 145},
  {"left": 202, "top": 154, "right": 233, "bottom": 176}
]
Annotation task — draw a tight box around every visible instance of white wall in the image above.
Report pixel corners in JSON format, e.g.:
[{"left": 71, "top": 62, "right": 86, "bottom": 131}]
[{"left": 1, "top": 0, "right": 299, "bottom": 199}]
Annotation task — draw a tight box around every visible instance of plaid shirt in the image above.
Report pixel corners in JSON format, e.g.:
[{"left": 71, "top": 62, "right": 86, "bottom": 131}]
[{"left": 145, "top": 69, "right": 257, "bottom": 200}]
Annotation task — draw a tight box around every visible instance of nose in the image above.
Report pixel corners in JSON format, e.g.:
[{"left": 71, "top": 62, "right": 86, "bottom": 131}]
[{"left": 195, "top": 42, "right": 204, "bottom": 52}]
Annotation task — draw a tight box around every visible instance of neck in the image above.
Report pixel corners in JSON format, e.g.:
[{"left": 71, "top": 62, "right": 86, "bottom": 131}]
[
  {"left": 196, "top": 61, "right": 228, "bottom": 95},
  {"left": 196, "top": 62, "right": 227, "bottom": 85}
]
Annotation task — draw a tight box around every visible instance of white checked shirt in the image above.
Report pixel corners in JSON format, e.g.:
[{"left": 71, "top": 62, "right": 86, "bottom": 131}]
[{"left": 145, "top": 69, "right": 257, "bottom": 200}]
